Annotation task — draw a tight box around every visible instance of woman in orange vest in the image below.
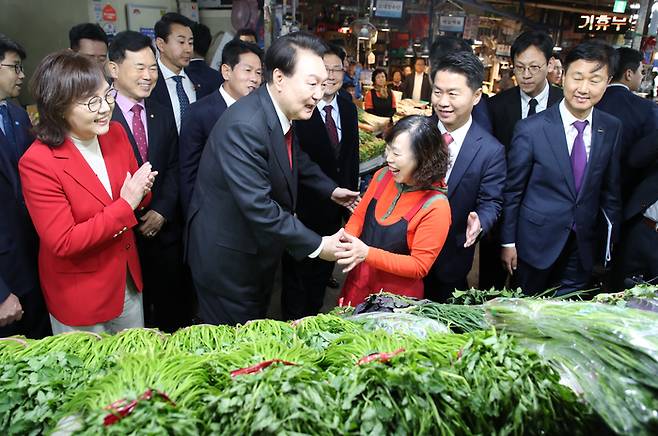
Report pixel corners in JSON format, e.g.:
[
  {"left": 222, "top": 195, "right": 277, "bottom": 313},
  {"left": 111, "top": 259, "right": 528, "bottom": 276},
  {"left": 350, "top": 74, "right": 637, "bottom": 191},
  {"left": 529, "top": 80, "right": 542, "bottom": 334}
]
[{"left": 337, "top": 115, "right": 451, "bottom": 306}]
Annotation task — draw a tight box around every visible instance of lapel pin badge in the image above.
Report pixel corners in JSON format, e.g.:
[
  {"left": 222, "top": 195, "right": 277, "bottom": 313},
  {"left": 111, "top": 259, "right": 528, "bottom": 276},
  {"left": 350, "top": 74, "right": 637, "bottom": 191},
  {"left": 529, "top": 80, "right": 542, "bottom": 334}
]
[
  {"left": 597, "top": 128, "right": 604, "bottom": 133},
  {"left": 150, "top": 114, "right": 154, "bottom": 118}
]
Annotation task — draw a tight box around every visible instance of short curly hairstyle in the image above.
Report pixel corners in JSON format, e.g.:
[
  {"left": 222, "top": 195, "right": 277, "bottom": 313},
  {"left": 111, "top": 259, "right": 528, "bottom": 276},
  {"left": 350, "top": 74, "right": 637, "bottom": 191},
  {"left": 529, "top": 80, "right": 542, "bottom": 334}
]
[{"left": 384, "top": 115, "right": 449, "bottom": 188}]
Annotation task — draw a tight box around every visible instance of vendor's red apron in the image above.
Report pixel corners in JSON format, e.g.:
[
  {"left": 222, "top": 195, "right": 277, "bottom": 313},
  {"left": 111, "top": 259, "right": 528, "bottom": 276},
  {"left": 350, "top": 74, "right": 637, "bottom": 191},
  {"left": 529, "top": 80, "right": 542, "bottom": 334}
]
[{"left": 339, "top": 171, "right": 437, "bottom": 306}]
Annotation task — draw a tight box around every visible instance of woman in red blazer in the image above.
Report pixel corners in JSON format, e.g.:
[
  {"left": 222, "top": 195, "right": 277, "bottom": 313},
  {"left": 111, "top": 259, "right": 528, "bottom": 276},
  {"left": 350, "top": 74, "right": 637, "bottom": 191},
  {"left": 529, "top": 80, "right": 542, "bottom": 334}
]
[{"left": 18, "top": 51, "right": 157, "bottom": 332}]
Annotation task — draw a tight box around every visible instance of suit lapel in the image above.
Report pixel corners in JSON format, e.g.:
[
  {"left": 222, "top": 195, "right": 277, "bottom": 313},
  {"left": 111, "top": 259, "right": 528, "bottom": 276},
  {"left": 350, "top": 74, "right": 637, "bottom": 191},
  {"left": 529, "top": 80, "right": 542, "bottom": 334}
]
[
  {"left": 58, "top": 138, "right": 113, "bottom": 205},
  {"left": 447, "top": 123, "right": 482, "bottom": 199},
  {"left": 0, "top": 134, "right": 19, "bottom": 195},
  {"left": 510, "top": 88, "right": 522, "bottom": 124},
  {"left": 580, "top": 109, "right": 605, "bottom": 198},
  {"left": 543, "top": 105, "right": 576, "bottom": 199},
  {"left": 145, "top": 100, "right": 162, "bottom": 168},
  {"left": 547, "top": 85, "right": 563, "bottom": 107},
  {"left": 259, "top": 88, "right": 294, "bottom": 196}
]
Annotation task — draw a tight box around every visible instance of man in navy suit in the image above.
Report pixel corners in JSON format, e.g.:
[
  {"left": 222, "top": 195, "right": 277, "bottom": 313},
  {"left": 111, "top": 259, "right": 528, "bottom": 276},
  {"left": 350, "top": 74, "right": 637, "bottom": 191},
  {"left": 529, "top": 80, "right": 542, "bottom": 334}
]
[
  {"left": 423, "top": 51, "right": 506, "bottom": 301},
  {"left": 482, "top": 30, "right": 564, "bottom": 290},
  {"left": 596, "top": 47, "right": 658, "bottom": 200},
  {"left": 150, "top": 13, "right": 197, "bottom": 133},
  {"left": 429, "top": 36, "right": 492, "bottom": 133},
  {"left": 281, "top": 44, "right": 360, "bottom": 319},
  {"left": 179, "top": 39, "right": 263, "bottom": 216},
  {"left": 187, "top": 23, "right": 223, "bottom": 100},
  {"left": 501, "top": 41, "right": 622, "bottom": 295},
  {"left": 108, "top": 31, "right": 191, "bottom": 332},
  {"left": 0, "top": 34, "right": 50, "bottom": 338},
  {"left": 595, "top": 47, "right": 658, "bottom": 289}
]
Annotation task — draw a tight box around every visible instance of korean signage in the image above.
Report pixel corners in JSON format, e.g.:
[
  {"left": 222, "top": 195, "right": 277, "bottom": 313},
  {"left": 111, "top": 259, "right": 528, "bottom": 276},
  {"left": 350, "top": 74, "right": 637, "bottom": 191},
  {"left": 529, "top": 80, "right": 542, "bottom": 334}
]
[
  {"left": 375, "top": 0, "right": 404, "bottom": 19},
  {"left": 575, "top": 14, "right": 637, "bottom": 33},
  {"left": 439, "top": 15, "right": 465, "bottom": 33}
]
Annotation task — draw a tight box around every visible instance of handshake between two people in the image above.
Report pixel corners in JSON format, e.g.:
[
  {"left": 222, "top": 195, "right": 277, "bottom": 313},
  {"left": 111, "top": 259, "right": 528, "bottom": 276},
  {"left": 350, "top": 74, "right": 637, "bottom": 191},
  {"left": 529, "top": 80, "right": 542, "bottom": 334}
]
[{"left": 319, "top": 228, "right": 368, "bottom": 274}]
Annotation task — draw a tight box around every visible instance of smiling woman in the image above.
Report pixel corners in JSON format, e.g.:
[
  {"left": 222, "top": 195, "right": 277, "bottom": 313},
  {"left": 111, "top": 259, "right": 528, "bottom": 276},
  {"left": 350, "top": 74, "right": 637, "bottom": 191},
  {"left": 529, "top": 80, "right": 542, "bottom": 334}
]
[
  {"left": 337, "top": 115, "right": 451, "bottom": 306},
  {"left": 18, "top": 50, "right": 158, "bottom": 334}
]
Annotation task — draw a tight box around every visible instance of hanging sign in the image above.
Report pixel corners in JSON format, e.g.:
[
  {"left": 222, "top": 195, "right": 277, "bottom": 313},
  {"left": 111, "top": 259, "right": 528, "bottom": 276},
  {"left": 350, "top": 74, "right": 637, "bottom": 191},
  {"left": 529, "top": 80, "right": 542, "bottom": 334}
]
[{"left": 575, "top": 14, "right": 637, "bottom": 33}]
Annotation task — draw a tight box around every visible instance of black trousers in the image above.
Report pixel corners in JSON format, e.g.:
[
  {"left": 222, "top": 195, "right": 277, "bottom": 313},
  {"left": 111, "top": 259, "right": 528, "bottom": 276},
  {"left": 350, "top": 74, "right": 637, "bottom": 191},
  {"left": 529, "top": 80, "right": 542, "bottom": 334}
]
[
  {"left": 515, "top": 231, "right": 591, "bottom": 296},
  {"left": 423, "top": 272, "right": 468, "bottom": 303},
  {"left": 281, "top": 253, "right": 334, "bottom": 320},
  {"left": 478, "top": 228, "right": 509, "bottom": 290},
  {"left": 618, "top": 216, "right": 658, "bottom": 285},
  {"left": 138, "top": 236, "right": 194, "bottom": 333},
  {"left": 0, "top": 288, "right": 51, "bottom": 339},
  {"left": 193, "top": 256, "right": 279, "bottom": 326}
]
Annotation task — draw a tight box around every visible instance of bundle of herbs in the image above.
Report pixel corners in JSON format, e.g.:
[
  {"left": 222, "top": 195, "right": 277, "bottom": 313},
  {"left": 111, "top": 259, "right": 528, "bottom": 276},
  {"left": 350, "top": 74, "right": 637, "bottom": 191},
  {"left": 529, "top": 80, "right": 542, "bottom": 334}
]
[{"left": 487, "top": 298, "right": 658, "bottom": 435}]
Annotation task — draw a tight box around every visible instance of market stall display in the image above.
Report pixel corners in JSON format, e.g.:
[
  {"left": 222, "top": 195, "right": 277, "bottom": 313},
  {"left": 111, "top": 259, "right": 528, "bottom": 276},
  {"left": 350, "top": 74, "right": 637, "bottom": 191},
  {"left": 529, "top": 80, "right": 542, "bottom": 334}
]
[{"left": 1, "top": 286, "right": 658, "bottom": 434}]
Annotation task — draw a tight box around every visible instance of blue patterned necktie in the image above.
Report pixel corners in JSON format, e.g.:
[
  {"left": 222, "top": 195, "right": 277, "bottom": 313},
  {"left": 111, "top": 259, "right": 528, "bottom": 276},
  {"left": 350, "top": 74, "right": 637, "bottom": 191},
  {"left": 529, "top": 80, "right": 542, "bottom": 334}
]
[
  {"left": 172, "top": 76, "right": 190, "bottom": 120},
  {"left": 0, "top": 103, "right": 16, "bottom": 148}
]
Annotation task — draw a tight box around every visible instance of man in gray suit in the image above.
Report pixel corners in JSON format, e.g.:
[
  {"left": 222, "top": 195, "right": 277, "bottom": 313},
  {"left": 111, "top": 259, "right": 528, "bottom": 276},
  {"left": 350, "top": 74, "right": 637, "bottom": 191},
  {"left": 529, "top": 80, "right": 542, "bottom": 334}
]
[{"left": 186, "top": 32, "right": 359, "bottom": 325}]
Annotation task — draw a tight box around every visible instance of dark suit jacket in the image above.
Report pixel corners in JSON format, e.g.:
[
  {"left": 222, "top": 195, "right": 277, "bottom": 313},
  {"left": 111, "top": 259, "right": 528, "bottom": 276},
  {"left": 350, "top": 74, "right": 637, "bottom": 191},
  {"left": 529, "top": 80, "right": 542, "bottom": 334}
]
[
  {"left": 624, "top": 130, "right": 658, "bottom": 221},
  {"left": 430, "top": 117, "right": 507, "bottom": 282},
  {"left": 596, "top": 85, "right": 658, "bottom": 197},
  {"left": 473, "top": 94, "right": 493, "bottom": 134},
  {"left": 186, "top": 85, "right": 337, "bottom": 293},
  {"left": 501, "top": 104, "right": 622, "bottom": 271},
  {"left": 111, "top": 98, "right": 181, "bottom": 246},
  {"left": 150, "top": 66, "right": 199, "bottom": 126},
  {"left": 488, "top": 84, "right": 563, "bottom": 149},
  {"left": 179, "top": 91, "right": 227, "bottom": 216},
  {"left": 0, "top": 101, "right": 39, "bottom": 302},
  {"left": 293, "top": 94, "right": 360, "bottom": 236},
  {"left": 402, "top": 73, "right": 432, "bottom": 101},
  {"left": 186, "top": 59, "right": 223, "bottom": 100}
]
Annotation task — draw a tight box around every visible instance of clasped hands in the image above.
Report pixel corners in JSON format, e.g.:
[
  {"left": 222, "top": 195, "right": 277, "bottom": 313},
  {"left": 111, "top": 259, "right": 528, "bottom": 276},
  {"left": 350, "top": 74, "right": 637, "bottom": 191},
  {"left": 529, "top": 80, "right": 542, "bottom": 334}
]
[{"left": 319, "top": 228, "right": 369, "bottom": 273}]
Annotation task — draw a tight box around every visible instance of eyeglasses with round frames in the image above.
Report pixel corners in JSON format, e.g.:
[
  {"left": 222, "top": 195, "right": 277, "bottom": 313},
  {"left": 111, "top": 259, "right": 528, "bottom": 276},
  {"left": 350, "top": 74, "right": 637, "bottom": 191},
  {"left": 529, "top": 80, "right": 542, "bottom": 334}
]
[{"left": 78, "top": 88, "right": 118, "bottom": 112}]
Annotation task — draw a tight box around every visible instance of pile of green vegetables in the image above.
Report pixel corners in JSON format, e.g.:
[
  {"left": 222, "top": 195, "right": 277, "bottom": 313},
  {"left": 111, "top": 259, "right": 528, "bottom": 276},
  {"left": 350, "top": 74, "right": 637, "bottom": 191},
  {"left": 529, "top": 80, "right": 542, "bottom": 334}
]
[
  {"left": 358, "top": 130, "right": 387, "bottom": 162},
  {"left": 2, "top": 289, "right": 658, "bottom": 434}
]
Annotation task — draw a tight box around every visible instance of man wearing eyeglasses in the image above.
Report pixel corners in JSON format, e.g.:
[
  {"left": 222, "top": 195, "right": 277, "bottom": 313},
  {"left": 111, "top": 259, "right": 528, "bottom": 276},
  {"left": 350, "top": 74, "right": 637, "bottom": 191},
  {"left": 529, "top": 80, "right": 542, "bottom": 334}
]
[
  {"left": 0, "top": 34, "right": 51, "bottom": 339},
  {"left": 281, "top": 43, "right": 360, "bottom": 320},
  {"left": 481, "top": 30, "right": 563, "bottom": 291}
]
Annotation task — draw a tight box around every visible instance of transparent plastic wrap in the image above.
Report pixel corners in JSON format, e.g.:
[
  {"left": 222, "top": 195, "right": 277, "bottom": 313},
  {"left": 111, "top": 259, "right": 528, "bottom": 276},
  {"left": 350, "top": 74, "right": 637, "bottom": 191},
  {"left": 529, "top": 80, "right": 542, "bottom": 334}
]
[
  {"left": 485, "top": 298, "right": 658, "bottom": 435},
  {"left": 347, "top": 312, "right": 449, "bottom": 338}
]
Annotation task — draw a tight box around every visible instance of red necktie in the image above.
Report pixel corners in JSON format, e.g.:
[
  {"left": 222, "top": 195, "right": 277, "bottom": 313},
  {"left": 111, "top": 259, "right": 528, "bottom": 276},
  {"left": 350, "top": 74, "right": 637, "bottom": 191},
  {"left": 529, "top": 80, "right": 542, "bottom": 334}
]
[
  {"left": 442, "top": 132, "right": 454, "bottom": 147},
  {"left": 285, "top": 128, "right": 293, "bottom": 169},
  {"left": 323, "top": 106, "right": 339, "bottom": 146},
  {"left": 130, "top": 104, "right": 148, "bottom": 162}
]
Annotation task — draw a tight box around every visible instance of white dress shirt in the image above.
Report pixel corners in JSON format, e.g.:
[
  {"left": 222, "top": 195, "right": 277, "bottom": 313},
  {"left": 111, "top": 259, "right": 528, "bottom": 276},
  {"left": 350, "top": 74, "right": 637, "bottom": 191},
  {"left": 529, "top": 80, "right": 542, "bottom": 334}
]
[
  {"left": 520, "top": 80, "right": 550, "bottom": 119},
  {"left": 437, "top": 116, "right": 473, "bottom": 181},
  {"left": 412, "top": 72, "right": 424, "bottom": 101},
  {"left": 71, "top": 135, "right": 112, "bottom": 198},
  {"left": 266, "top": 85, "right": 323, "bottom": 258},
  {"left": 316, "top": 96, "right": 342, "bottom": 142},
  {"left": 158, "top": 59, "right": 197, "bottom": 132},
  {"left": 219, "top": 84, "right": 237, "bottom": 108},
  {"left": 559, "top": 99, "right": 593, "bottom": 160}
]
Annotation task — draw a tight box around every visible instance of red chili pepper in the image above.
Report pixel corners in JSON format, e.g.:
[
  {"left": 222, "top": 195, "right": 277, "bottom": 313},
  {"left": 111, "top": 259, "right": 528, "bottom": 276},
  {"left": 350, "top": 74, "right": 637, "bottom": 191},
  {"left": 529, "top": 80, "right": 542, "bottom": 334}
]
[
  {"left": 103, "top": 389, "right": 175, "bottom": 426},
  {"left": 230, "top": 359, "right": 297, "bottom": 377},
  {"left": 357, "top": 348, "right": 405, "bottom": 365}
]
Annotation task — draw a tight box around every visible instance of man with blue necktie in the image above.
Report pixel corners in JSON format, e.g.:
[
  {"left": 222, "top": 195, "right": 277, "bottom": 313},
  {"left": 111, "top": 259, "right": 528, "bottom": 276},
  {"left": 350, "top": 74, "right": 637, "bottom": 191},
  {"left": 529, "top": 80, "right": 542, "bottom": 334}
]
[
  {"left": 501, "top": 40, "right": 622, "bottom": 296},
  {"left": 0, "top": 34, "right": 50, "bottom": 338},
  {"left": 150, "top": 13, "right": 197, "bottom": 133}
]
